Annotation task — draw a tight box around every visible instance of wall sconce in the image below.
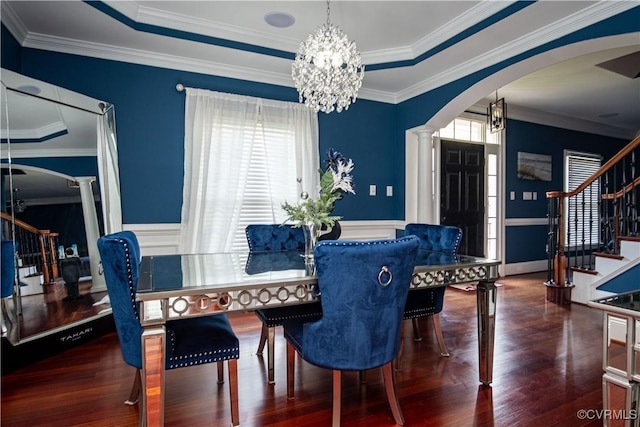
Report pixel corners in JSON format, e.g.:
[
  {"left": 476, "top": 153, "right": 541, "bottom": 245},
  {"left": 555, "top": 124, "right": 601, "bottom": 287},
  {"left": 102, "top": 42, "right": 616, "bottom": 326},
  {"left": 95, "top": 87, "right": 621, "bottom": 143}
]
[{"left": 488, "top": 95, "right": 506, "bottom": 133}]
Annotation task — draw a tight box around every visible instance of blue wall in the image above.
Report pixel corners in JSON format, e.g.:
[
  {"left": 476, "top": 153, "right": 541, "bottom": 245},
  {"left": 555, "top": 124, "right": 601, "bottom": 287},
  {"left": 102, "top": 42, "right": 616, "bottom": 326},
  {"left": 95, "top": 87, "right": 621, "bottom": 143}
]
[
  {"left": 9, "top": 47, "right": 401, "bottom": 224},
  {"left": 503, "top": 120, "right": 626, "bottom": 263},
  {"left": 2, "top": 4, "right": 637, "bottom": 263}
]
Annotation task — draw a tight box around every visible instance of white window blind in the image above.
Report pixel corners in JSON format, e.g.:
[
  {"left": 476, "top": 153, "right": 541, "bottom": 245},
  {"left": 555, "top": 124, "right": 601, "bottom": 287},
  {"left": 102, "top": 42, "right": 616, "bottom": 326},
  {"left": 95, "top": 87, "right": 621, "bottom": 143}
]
[
  {"left": 179, "top": 89, "right": 319, "bottom": 253},
  {"left": 564, "top": 151, "right": 602, "bottom": 248},
  {"left": 227, "top": 121, "right": 299, "bottom": 251}
]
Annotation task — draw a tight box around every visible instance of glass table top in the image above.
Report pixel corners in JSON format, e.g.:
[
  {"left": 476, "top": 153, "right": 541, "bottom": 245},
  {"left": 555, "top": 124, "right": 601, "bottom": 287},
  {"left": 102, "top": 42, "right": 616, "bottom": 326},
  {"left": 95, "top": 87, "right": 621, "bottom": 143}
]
[{"left": 137, "top": 249, "right": 499, "bottom": 294}]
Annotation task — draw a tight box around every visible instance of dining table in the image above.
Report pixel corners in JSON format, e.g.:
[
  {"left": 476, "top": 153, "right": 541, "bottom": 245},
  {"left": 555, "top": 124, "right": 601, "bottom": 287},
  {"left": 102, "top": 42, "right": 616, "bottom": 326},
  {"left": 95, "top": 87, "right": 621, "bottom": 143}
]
[{"left": 135, "top": 249, "right": 501, "bottom": 426}]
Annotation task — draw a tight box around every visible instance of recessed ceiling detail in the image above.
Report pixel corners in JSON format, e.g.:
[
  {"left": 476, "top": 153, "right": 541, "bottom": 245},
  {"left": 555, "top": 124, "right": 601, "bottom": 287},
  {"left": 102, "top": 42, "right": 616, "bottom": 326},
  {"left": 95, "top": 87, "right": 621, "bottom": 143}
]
[{"left": 596, "top": 50, "right": 640, "bottom": 79}]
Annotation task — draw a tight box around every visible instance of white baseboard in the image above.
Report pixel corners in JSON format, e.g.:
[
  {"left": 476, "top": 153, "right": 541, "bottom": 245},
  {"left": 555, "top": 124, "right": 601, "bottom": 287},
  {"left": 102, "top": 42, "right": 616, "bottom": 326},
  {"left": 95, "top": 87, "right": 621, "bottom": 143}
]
[{"left": 503, "top": 260, "right": 547, "bottom": 276}]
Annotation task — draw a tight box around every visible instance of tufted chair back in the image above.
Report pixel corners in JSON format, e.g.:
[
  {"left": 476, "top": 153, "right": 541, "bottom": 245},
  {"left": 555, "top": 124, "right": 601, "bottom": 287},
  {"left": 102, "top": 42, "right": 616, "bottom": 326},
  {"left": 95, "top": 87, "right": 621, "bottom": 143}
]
[
  {"left": 97, "top": 231, "right": 143, "bottom": 368},
  {"left": 405, "top": 223, "right": 463, "bottom": 253},
  {"left": 287, "top": 236, "right": 420, "bottom": 370},
  {"left": 245, "top": 224, "right": 306, "bottom": 251},
  {"left": 98, "top": 230, "right": 240, "bottom": 425}
]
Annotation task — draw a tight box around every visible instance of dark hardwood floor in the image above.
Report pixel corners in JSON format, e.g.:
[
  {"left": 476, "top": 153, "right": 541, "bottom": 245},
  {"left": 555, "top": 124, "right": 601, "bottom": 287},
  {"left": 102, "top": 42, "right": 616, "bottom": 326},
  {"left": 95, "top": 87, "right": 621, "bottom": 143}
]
[
  {"left": 1, "top": 272, "right": 604, "bottom": 426},
  {"left": 4, "top": 279, "right": 109, "bottom": 339}
]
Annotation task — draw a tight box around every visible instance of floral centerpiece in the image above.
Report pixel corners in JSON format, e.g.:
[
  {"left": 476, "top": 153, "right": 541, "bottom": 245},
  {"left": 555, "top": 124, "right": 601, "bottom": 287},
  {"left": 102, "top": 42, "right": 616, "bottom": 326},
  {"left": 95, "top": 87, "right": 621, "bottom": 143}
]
[{"left": 281, "top": 149, "right": 355, "bottom": 257}]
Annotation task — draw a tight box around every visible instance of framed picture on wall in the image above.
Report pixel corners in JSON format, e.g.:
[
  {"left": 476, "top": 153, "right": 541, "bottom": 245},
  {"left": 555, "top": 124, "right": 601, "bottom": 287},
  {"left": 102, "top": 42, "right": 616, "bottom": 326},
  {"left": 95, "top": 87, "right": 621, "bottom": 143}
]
[{"left": 517, "top": 152, "right": 552, "bottom": 181}]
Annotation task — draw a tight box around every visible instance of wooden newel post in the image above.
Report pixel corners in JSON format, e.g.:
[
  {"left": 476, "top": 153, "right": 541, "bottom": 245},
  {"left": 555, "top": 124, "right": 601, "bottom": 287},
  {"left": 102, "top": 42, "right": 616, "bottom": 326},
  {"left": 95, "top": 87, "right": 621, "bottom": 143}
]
[{"left": 545, "top": 191, "right": 573, "bottom": 305}]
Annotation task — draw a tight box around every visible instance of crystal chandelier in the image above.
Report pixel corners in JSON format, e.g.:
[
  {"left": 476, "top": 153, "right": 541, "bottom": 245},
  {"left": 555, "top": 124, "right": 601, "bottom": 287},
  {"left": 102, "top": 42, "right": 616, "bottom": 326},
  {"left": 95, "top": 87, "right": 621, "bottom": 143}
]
[{"left": 291, "top": 0, "right": 364, "bottom": 114}]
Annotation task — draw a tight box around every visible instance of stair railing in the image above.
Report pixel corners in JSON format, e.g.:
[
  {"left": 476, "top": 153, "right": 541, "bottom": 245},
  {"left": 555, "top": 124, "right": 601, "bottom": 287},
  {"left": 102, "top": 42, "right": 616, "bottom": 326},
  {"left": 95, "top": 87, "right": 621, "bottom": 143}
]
[
  {"left": 0, "top": 212, "right": 60, "bottom": 284},
  {"left": 545, "top": 135, "right": 639, "bottom": 303}
]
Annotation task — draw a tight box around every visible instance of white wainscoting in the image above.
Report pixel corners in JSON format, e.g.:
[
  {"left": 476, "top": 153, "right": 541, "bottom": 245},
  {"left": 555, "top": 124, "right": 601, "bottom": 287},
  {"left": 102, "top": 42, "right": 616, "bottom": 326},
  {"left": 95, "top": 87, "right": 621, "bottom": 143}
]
[
  {"left": 503, "top": 217, "right": 548, "bottom": 276},
  {"left": 123, "top": 221, "right": 405, "bottom": 256}
]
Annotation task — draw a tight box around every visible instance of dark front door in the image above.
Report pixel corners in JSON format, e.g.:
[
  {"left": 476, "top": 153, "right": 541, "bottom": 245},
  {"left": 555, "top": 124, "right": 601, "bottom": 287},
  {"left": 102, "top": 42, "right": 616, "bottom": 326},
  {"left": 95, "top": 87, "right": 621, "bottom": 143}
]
[{"left": 440, "top": 140, "right": 485, "bottom": 256}]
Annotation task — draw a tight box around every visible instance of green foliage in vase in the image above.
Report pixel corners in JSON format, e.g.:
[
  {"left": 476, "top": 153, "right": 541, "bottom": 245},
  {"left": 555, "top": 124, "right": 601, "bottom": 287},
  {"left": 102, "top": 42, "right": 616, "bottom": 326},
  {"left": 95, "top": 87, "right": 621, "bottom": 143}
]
[{"left": 281, "top": 148, "right": 355, "bottom": 230}]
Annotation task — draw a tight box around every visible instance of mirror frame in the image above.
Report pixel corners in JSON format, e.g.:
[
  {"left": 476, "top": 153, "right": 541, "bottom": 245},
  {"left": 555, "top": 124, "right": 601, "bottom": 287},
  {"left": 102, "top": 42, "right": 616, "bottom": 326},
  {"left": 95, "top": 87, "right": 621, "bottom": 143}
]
[{"left": 1, "top": 68, "right": 122, "bottom": 346}]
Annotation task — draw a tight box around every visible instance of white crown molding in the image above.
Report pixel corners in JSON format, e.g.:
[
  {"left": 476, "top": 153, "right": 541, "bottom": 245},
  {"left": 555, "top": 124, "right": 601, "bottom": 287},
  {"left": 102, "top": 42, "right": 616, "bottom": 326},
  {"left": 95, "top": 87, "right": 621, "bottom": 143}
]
[
  {"left": 10, "top": 1, "right": 636, "bottom": 107},
  {"left": 134, "top": 3, "right": 302, "bottom": 53},
  {"left": 408, "top": 1, "right": 516, "bottom": 63},
  {"left": 21, "top": 32, "right": 298, "bottom": 90},
  {"left": 7, "top": 1, "right": 636, "bottom": 106},
  {"left": 1, "top": 121, "right": 68, "bottom": 141},
  {"left": 395, "top": 1, "right": 638, "bottom": 104},
  {"left": 0, "top": 1, "right": 28, "bottom": 42},
  {"left": 2, "top": 147, "right": 97, "bottom": 159},
  {"left": 362, "top": 46, "right": 416, "bottom": 67},
  {"left": 6, "top": 2, "right": 637, "bottom": 138}
]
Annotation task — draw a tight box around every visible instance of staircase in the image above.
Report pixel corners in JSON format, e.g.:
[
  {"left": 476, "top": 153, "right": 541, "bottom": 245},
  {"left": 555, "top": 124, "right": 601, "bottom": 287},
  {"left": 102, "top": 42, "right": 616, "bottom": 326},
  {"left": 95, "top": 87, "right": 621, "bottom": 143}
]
[
  {"left": 1, "top": 212, "right": 60, "bottom": 296},
  {"left": 571, "top": 237, "right": 640, "bottom": 304},
  {"left": 545, "top": 135, "right": 639, "bottom": 305}
]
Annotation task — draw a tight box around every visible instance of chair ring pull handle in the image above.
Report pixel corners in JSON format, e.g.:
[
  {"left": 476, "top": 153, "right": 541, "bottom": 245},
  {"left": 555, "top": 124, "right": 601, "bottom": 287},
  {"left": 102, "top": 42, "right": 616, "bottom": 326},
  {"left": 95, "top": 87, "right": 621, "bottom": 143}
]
[{"left": 378, "top": 266, "right": 392, "bottom": 286}]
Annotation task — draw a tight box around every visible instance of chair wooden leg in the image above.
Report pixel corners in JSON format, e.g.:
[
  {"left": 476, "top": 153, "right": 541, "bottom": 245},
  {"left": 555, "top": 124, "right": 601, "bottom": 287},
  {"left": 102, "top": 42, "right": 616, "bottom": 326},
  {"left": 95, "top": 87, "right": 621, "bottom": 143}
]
[
  {"left": 395, "top": 321, "right": 405, "bottom": 371},
  {"left": 411, "top": 318, "right": 422, "bottom": 341},
  {"left": 286, "top": 341, "right": 296, "bottom": 399},
  {"left": 125, "top": 369, "right": 142, "bottom": 405},
  {"left": 332, "top": 370, "right": 342, "bottom": 427},
  {"left": 228, "top": 359, "right": 239, "bottom": 427},
  {"left": 432, "top": 313, "right": 450, "bottom": 357},
  {"left": 256, "top": 323, "right": 268, "bottom": 355},
  {"left": 382, "top": 361, "right": 404, "bottom": 426},
  {"left": 217, "top": 361, "right": 224, "bottom": 384},
  {"left": 267, "top": 326, "right": 276, "bottom": 384}
]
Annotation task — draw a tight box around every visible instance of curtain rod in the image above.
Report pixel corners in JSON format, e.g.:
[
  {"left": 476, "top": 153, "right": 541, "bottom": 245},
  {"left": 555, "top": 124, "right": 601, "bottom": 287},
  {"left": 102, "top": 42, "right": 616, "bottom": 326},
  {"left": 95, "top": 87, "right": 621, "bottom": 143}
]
[{"left": 176, "top": 84, "right": 185, "bottom": 92}]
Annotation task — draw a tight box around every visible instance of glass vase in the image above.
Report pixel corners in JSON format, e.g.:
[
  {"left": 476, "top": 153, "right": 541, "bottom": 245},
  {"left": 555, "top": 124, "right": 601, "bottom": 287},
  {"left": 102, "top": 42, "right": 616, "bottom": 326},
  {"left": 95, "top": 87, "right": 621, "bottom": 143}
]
[{"left": 303, "top": 222, "right": 318, "bottom": 262}]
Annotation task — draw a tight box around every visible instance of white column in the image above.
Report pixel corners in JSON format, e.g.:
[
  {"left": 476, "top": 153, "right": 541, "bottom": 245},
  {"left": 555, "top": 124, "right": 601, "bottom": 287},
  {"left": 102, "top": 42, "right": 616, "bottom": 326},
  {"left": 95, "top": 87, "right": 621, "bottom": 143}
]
[
  {"left": 416, "top": 129, "right": 435, "bottom": 224},
  {"left": 77, "top": 177, "right": 106, "bottom": 292}
]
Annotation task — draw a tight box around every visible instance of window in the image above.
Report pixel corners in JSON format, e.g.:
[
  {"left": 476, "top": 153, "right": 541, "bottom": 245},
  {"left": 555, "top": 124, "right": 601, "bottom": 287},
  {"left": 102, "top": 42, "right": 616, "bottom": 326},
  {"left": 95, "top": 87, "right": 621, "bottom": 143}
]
[
  {"left": 224, "top": 122, "right": 300, "bottom": 250},
  {"left": 179, "top": 89, "right": 318, "bottom": 253},
  {"left": 564, "top": 150, "right": 602, "bottom": 248}
]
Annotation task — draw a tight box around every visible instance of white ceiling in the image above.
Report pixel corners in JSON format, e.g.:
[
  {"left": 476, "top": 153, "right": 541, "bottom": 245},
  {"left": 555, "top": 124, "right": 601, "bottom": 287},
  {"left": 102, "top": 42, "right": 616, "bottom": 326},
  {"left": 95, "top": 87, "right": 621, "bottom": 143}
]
[{"left": 1, "top": 1, "right": 639, "bottom": 138}]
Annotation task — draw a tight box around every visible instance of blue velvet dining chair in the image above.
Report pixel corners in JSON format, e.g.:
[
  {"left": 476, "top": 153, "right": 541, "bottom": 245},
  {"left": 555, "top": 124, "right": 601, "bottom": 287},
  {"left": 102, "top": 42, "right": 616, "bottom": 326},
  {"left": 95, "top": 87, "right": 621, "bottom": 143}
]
[
  {"left": 402, "top": 223, "right": 463, "bottom": 358},
  {"left": 283, "top": 236, "right": 420, "bottom": 426},
  {"left": 245, "top": 224, "right": 323, "bottom": 384},
  {"left": 97, "top": 231, "right": 240, "bottom": 426}
]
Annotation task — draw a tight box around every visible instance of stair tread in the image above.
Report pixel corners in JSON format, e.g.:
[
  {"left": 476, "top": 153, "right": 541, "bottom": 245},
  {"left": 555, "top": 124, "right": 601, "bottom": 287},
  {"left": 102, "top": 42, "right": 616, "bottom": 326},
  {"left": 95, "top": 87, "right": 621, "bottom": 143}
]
[
  {"left": 593, "top": 252, "right": 625, "bottom": 260},
  {"left": 570, "top": 266, "right": 598, "bottom": 275}
]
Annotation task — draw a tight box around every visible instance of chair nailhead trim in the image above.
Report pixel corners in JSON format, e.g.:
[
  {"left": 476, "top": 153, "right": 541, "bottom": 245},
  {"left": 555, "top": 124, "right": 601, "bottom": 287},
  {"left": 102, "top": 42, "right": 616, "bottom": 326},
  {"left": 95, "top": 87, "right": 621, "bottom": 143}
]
[
  {"left": 167, "top": 332, "right": 239, "bottom": 368},
  {"left": 319, "top": 236, "right": 417, "bottom": 247}
]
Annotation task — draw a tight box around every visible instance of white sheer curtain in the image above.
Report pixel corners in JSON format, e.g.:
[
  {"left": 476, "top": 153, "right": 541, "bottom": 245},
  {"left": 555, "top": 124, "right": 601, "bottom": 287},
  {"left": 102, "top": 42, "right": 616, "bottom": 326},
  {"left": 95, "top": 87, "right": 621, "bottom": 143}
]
[{"left": 179, "top": 88, "right": 319, "bottom": 253}]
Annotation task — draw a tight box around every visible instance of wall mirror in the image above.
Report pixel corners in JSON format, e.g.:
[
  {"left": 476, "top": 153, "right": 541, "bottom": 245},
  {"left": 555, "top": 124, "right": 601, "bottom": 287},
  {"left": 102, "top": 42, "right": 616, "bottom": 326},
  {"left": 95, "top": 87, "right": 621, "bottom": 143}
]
[{"left": 1, "top": 68, "right": 121, "bottom": 349}]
